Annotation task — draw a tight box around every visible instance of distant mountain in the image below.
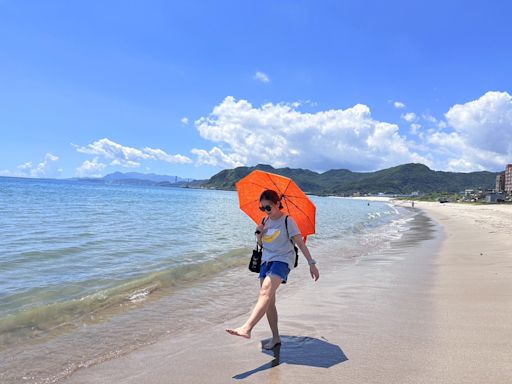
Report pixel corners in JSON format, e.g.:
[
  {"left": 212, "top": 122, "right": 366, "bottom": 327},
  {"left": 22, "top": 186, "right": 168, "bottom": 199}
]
[
  {"left": 103, "top": 172, "right": 188, "bottom": 183},
  {"left": 75, "top": 172, "right": 204, "bottom": 187},
  {"left": 202, "top": 163, "right": 500, "bottom": 195}
]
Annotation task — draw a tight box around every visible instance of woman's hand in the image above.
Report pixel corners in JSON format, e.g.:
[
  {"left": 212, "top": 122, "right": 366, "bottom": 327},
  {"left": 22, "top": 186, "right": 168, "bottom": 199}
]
[
  {"left": 309, "top": 264, "right": 320, "bottom": 281},
  {"left": 255, "top": 224, "right": 264, "bottom": 242},
  {"left": 255, "top": 224, "right": 264, "bottom": 234},
  {"left": 292, "top": 234, "right": 319, "bottom": 282}
]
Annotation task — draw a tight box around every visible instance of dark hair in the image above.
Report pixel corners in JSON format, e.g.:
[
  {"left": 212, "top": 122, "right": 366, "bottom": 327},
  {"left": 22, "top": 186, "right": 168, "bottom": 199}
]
[{"left": 259, "top": 189, "right": 283, "bottom": 209}]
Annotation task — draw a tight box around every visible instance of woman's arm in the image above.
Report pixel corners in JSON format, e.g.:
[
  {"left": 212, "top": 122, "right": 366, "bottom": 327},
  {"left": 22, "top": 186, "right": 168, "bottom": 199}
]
[{"left": 292, "top": 235, "right": 319, "bottom": 281}]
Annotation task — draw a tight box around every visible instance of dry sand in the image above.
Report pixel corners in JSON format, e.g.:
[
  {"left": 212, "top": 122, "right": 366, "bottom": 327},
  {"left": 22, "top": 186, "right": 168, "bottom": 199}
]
[
  {"left": 400, "top": 201, "right": 512, "bottom": 383},
  {"left": 64, "top": 202, "right": 512, "bottom": 384}
]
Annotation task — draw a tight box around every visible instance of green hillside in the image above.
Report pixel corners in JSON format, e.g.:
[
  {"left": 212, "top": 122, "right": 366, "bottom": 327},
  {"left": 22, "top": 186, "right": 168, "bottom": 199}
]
[{"left": 201, "top": 163, "right": 499, "bottom": 195}]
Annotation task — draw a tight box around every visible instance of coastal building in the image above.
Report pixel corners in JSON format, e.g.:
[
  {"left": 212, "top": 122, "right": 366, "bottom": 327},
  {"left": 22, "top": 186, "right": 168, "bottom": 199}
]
[
  {"left": 505, "top": 164, "right": 512, "bottom": 194},
  {"left": 486, "top": 193, "right": 506, "bottom": 203},
  {"left": 496, "top": 173, "right": 505, "bottom": 192}
]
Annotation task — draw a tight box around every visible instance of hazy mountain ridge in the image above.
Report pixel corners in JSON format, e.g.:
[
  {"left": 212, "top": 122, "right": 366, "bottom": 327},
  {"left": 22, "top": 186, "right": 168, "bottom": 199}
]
[
  {"left": 74, "top": 172, "right": 203, "bottom": 187},
  {"left": 102, "top": 172, "right": 189, "bottom": 183}
]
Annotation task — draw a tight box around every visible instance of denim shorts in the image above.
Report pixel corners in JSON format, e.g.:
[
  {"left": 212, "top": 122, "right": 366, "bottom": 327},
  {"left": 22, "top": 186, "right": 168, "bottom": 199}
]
[{"left": 259, "top": 261, "right": 290, "bottom": 284}]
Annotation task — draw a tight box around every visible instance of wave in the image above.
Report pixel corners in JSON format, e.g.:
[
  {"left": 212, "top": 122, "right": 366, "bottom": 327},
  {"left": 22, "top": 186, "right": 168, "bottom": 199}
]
[{"left": 0, "top": 247, "right": 249, "bottom": 349}]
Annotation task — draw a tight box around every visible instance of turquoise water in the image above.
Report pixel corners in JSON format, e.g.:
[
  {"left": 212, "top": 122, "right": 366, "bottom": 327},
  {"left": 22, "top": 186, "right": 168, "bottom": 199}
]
[{"left": 0, "top": 176, "right": 413, "bottom": 383}]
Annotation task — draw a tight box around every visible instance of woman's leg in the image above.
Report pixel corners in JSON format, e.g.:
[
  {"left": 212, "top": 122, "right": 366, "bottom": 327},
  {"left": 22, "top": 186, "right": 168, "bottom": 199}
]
[
  {"left": 263, "top": 291, "right": 281, "bottom": 349},
  {"left": 226, "top": 274, "right": 282, "bottom": 339},
  {"left": 263, "top": 278, "right": 279, "bottom": 337}
]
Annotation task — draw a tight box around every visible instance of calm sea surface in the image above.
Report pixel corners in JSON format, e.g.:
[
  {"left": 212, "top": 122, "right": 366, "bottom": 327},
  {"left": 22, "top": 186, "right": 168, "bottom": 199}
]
[{"left": 0, "top": 177, "right": 415, "bottom": 383}]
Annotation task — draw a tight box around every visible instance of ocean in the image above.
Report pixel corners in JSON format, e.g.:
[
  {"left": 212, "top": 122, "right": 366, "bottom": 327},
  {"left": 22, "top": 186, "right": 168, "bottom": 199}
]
[{"left": 0, "top": 177, "right": 415, "bottom": 383}]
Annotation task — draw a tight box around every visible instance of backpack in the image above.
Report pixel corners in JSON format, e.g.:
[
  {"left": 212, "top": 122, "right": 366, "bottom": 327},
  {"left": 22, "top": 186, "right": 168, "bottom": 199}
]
[{"left": 285, "top": 215, "right": 300, "bottom": 268}]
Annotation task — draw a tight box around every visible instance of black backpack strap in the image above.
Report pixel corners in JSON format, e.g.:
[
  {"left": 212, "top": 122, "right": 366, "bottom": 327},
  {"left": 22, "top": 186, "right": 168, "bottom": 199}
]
[
  {"left": 256, "top": 217, "right": 267, "bottom": 250},
  {"left": 285, "top": 215, "right": 299, "bottom": 268}
]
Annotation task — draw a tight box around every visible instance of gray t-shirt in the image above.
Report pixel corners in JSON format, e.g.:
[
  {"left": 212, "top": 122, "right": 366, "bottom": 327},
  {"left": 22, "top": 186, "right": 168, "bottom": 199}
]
[{"left": 261, "top": 215, "right": 301, "bottom": 269}]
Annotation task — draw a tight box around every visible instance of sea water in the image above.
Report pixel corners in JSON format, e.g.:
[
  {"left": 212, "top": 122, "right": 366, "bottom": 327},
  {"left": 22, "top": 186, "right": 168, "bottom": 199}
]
[{"left": 0, "top": 177, "right": 414, "bottom": 383}]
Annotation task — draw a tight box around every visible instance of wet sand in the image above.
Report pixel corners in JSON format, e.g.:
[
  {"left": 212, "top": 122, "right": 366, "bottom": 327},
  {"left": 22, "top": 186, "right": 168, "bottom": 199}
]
[{"left": 64, "top": 202, "right": 512, "bottom": 383}]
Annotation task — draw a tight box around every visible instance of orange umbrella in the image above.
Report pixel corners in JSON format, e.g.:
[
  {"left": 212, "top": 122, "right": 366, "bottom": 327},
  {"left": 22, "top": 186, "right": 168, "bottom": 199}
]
[{"left": 236, "top": 170, "right": 316, "bottom": 242}]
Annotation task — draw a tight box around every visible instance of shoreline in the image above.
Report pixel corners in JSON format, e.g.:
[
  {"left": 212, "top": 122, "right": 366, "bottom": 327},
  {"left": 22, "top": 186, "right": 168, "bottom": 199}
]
[
  {"left": 0, "top": 198, "right": 406, "bottom": 384},
  {"left": 63, "top": 207, "right": 444, "bottom": 383},
  {"left": 8, "top": 200, "right": 512, "bottom": 383},
  {"left": 402, "top": 201, "right": 512, "bottom": 382}
]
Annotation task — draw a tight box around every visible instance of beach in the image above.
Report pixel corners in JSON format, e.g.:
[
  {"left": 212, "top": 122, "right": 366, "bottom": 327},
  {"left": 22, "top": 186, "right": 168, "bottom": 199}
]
[
  {"left": 0, "top": 180, "right": 411, "bottom": 383},
  {"left": 2, "top": 2, "right": 511, "bottom": 383},
  {"left": 403, "top": 201, "right": 512, "bottom": 382},
  {"left": 62, "top": 200, "right": 512, "bottom": 384}
]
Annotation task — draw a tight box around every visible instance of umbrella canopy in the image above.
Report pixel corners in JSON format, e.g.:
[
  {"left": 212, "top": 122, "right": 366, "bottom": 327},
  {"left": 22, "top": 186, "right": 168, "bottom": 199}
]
[{"left": 235, "top": 170, "right": 316, "bottom": 240}]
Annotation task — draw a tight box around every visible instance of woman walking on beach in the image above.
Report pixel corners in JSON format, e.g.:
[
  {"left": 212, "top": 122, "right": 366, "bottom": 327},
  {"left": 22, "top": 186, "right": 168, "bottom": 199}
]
[{"left": 226, "top": 189, "right": 319, "bottom": 349}]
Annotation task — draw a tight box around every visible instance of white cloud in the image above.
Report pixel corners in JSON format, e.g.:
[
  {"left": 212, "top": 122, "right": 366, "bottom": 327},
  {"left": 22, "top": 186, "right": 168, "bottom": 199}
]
[
  {"left": 74, "top": 138, "right": 152, "bottom": 167},
  {"left": 191, "top": 147, "right": 244, "bottom": 168},
  {"left": 190, "top": 91, "right": 512, "bottom": 173},
  {"left": 45, "top": 153, "right": 59, "bottom": 162},
  {"left": 446, "top": 158, "right": 485, "bottom": 173},
  {"left": 445, "top": 91, "right": 512, "bottom": 155},
  {"left": 76, "top": 158, "right": 107, "bottom": 177},
  {"left": 110, "top": 159, "right": 140, "bottom": 167},
  {"left": 31, "top": 153, "right": 59, "bottom": 177},
  {"left": 401, "top": 112, "right": 418, "bottom": 123},
  {"left": 253, "top": 71, "right": 270, "bottom": 83},
  {"left": 410, "top": 123, "right": 422, "bottom": 135},
  {"left": 74, "top": 138, "right": 192, "bottom": 167},
  {"left": 437, "top": 121, "right": 447, "bottom": 129},
  {"left": 393, "top": 101, "right": 406, "bottom": 109},
  {"left": 422, "top": 113, "right": 447, "bottom": 129},
  {"left": 193, "top": 96, "right": 428, "bottom": 171},
  {"left": 142, "top": 147, "right": 192, "bottom": 164},
  {"left": 425, "top": 131, "right": 467, "bottom": 159},
  {"left": 18, "top": 161, "right": 33, "bottom": 170},
  {"left": 13, "top": 153, "right": 59, "bottom": 177},
  {"left": 421, "top": 91, "right": 512, "bottom": 172},
  {"left": 181, "top": 117, "right": 189, "bottom": 125},
  {"left": 422, "top": 114, "right": 437, "bottom": 123}
]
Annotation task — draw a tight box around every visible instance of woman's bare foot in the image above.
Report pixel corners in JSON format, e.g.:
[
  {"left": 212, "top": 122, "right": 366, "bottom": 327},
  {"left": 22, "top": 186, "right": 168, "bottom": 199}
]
[
  {"left": 263, "top": 337, "right": 281, "bottom": 349},
  {"left": 225, "top": 326, "right": 251, "bottom": 339}
]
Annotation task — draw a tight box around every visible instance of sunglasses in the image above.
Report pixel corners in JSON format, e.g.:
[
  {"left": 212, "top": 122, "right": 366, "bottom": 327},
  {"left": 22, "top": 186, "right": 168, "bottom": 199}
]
[{"left": 259, "top": 205, "right": 272, "bottom": 212}]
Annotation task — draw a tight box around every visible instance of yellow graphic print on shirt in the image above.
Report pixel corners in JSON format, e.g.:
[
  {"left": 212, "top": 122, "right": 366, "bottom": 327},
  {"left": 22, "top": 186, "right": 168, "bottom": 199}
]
[{"left": 262, "top": 228, "right": 280, "bottom": 243}]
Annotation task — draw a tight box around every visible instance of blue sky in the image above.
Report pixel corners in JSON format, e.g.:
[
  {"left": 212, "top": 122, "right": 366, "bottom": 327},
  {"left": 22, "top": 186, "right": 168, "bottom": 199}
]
[{"left": 1, "top": 0, "right": 511, "bottom": 180}]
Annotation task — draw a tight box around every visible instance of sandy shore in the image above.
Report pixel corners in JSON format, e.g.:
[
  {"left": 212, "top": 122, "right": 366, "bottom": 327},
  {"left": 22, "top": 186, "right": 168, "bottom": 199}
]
[
  {"left": 64, "top": 202, "right": 512, "bottom": 384},
  {"left": 398, "top": 201, "right": 512, "bottom": 383}
]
